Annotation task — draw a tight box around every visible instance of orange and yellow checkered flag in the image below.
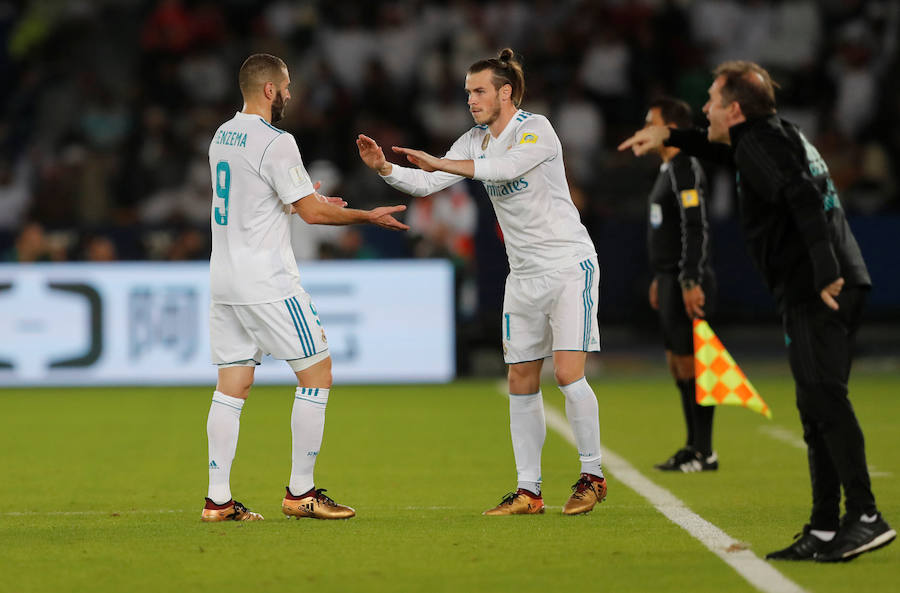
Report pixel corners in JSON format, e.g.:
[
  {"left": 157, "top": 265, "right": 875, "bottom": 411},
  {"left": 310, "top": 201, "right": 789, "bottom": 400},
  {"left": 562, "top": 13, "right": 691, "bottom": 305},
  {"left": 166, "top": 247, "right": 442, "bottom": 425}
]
[{"left": 693, "top": 319, "right": 772, "bottom": 419}]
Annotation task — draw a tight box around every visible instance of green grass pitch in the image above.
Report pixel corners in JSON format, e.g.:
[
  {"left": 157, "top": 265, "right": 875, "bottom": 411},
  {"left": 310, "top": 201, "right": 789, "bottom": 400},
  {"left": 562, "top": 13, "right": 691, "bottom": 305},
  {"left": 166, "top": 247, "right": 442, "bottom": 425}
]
[{"left": 1, "top": 368, "right": 898, "bottom": 593}]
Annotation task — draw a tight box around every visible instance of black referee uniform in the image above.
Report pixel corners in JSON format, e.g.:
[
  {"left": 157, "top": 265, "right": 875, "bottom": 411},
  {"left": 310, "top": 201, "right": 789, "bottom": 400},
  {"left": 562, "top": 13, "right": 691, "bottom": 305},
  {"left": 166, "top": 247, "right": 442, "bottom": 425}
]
[
  {"left": 667, "top": 115, "right": 879, "bottom": 536},
  {"left": 647, "top": 152, "right": 717, "bottom": 460}
]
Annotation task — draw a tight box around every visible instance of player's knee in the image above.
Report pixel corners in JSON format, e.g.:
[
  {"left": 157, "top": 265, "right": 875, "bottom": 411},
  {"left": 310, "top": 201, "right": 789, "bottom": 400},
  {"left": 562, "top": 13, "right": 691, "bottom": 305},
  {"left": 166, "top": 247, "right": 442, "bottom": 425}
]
[
  {"left": 217, "top": 367, "right": 255, "bottom": 398},
  {"left": 297, "top": 355, "right": 333, "bottom": 389},
  {"left": 553, "top": 366, "right": 582, "bottom": 387},
  {"left": 319, "top": 357, "right": 333, "bottom": 388},
  {"left": 508, "top": 366, "right": 540, "bottom": 395}
]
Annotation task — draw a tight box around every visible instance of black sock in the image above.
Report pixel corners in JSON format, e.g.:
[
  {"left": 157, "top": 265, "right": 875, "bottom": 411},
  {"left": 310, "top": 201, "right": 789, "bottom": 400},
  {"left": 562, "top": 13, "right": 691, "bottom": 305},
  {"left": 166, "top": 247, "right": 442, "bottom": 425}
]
[
  {"left": 687, "top": 378, "right": 715, "bottom": 457},
  {"left": 676, "top": 378, "right": 695, "bottom": 448}
]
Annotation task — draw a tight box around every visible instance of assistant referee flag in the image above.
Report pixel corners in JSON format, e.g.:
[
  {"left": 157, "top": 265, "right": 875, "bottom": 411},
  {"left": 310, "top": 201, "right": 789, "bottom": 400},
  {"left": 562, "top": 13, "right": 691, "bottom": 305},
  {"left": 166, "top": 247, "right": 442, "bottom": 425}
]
[{"left": 694, "top": 319, "right": 772, "bottom": 419}]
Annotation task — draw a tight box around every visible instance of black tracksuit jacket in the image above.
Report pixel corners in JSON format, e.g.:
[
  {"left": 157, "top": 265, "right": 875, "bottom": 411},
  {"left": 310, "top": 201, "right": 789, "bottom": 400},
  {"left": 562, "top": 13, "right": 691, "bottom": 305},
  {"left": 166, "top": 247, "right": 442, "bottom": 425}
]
[{"left": 665, "top": 115, "right": 870, "bottom": 312}]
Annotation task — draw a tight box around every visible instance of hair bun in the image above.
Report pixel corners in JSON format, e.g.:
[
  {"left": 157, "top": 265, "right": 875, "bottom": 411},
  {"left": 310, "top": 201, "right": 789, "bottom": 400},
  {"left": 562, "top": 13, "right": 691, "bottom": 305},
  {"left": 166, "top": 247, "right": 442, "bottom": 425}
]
[{"left": 498, "top": 48, "right": 515, "bottom": 64}]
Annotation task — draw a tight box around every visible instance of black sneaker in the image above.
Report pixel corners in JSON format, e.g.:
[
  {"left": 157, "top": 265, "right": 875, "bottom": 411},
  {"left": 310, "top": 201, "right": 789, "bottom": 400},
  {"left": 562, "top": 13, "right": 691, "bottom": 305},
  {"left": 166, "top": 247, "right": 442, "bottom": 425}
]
[
  {"left": 654, "top": 447, "right": 695, "bottom": 471},
  {"left": 677, "top": 450, "right": 718, "bottom": 473},
  {"left": 765, "top": 525, "right": 832, "bottom": 561},
  {"left": 815, "top": 512, "right": 896, "bottom": 563}
]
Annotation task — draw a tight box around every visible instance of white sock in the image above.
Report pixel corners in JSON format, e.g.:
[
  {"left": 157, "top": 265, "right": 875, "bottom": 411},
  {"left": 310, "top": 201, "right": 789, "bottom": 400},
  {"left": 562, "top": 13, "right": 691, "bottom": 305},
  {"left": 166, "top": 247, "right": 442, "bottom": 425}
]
[
  {"left": 810, "top": 529, "right": 836, "bottom": 541},
  {"left": 559, "top": 377, "right": 603, "bottom": 478},
  {"left": 860, "top": 513, "right": 879, "bottom": 523},
  {"left": 509, "top": 391, "right": 545, "bottom": 496},
  {"left": 289, "top": 386, "right": 329, "bottom": 496},
  {"left": 207, "top": 391, "right": 245, "bottom": 505}
]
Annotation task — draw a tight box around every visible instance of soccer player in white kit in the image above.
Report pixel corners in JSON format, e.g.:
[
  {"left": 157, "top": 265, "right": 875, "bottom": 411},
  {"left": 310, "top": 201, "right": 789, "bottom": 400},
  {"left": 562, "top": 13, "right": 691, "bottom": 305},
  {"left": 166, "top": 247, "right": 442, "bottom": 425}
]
[
  {"left": 357, "top": 48, "right": 606, "bottom": 516},
  {"left": 201, "top": 54, "right": 409, "bottom": 522}
]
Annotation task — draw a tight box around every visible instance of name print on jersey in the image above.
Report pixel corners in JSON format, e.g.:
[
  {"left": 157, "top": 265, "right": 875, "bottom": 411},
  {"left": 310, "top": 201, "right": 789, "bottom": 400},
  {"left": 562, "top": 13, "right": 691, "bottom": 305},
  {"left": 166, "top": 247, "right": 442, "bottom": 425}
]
[{"left": 212, "top": 130, "right": 248, "bottom": 147}]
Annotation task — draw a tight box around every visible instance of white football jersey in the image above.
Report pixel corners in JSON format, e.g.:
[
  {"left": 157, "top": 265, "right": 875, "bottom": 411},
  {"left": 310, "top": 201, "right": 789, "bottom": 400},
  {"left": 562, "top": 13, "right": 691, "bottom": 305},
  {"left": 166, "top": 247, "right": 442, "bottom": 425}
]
[
  {"left": 208, "top": 112, "right": 315, "bottom": 304},
  {"left": 382, "top": 109, "right": 596, "bottom": 278}
]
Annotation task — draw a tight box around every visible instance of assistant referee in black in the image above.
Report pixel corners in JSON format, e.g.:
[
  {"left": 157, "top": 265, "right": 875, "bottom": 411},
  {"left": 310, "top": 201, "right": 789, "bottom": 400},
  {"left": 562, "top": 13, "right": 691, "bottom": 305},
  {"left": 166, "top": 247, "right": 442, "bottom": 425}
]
[
  {"left": 620, "top": 60, "right": 894, "bottom": 563},
  {"left": 642, "top": 97, "right": 718, "bottom": 473}
]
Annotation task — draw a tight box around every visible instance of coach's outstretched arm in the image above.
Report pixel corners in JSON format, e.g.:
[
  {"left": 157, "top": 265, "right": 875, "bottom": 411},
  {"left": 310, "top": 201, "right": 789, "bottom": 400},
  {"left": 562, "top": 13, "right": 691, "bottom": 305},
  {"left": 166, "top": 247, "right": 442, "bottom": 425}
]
[{"left": 619, "top": 125, "right": 733, "bottom": 165}]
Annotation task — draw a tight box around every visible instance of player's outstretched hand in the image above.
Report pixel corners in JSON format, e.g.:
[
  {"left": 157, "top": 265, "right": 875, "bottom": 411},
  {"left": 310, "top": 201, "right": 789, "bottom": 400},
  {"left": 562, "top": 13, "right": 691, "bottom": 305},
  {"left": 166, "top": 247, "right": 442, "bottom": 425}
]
[
  {"left": 392, "top": 146, "right": 440, "bottom": 172},
  {"left": 820, "top": 277, "right": 844, "bottom": 311},
  {"left": 617, "top": 125, "right": 671, "bottom": 157},
  {"left": 317, "top": 193, "right": 347, "bottom": 207},
  {"left": 357, "top": 134, "right": 391, "bottom": 175},
  {"left": 368, "top": 205, "right": 410, "bottom": 231},
  {"left": 313, "top": 180, "right": 347, "bottom": 208}
]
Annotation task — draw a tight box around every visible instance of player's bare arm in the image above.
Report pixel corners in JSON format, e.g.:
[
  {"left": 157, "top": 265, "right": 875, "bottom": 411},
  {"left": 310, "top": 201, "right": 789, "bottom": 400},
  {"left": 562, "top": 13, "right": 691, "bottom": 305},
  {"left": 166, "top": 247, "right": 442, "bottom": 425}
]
[
  {"left": 292, "top": 193, "right": 409, "bottom": 231},
  {"left": 286, "top": 181, "right": 346, "bottom": 214},
  {"left": 391, "top": 146, "right": 475, "bottom": 178},
  {"left": 618, "top": 125, "right": 671, "bottom": 156}
]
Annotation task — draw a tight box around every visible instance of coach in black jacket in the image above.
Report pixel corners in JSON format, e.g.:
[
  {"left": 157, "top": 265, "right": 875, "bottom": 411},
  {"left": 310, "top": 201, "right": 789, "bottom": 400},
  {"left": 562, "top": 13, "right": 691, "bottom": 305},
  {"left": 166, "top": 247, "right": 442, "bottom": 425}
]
[{"left": 619, "top": 60, "right": 894, "bottom": 563}]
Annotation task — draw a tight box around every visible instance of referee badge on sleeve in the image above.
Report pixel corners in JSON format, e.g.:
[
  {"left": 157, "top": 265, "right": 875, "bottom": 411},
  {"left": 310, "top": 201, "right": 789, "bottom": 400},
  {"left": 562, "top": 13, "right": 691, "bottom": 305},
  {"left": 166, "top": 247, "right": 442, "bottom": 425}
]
[{"left": 680, "top": 189, "right": 699, "bottom": 208}]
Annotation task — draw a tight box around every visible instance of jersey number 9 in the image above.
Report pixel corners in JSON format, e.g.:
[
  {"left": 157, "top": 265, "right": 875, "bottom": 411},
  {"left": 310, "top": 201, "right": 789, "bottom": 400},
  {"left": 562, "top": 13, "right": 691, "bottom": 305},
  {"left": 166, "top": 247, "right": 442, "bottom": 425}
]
[{"left": 214, "top": 161, "right": 231, "bottom": 225}]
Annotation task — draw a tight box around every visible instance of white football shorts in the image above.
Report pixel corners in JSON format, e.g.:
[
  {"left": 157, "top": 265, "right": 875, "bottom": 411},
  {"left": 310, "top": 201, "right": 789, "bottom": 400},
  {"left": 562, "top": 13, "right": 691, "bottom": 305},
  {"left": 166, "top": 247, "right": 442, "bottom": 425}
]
[
  {"left": 502, "top": 256, "right": 600, "bottom": 364},
  {"left": 210, "top": 290, "right": 329, "bottom": 369}
]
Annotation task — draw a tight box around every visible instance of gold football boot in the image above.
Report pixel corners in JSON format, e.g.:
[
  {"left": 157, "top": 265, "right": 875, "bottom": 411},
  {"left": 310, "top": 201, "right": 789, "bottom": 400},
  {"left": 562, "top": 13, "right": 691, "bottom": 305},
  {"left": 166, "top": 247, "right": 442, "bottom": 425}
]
[
  {"left": 483, "top": 489, "right": 545, "bottom": 516},
  {"left": 201, "top": 498, "right": 264, "bottom": 522},
  {"left": 282, "top": 487, "right": 356, "bottom": 519},
  {"left": 562, "top": 474, "right": 607, "bottom": 515}
]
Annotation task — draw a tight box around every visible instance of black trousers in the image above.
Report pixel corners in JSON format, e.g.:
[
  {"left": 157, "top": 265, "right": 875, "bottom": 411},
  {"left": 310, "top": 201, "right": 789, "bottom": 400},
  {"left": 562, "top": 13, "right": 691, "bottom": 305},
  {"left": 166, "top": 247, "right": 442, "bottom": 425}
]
[{"left": 783, "top": 287, "right": 876, "bottom": 530}]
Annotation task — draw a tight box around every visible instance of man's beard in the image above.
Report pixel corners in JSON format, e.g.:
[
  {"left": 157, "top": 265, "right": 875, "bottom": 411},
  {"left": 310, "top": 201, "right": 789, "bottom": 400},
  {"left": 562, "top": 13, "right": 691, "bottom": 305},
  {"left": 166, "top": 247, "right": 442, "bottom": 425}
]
[
  {"left": 472, "top": 94, "right": 502, "bottom": 126},
  {"left": 271, "top": 90, "right": 287, "bottom": 123},
  {"left": 478, "top": 102, "right": 502, "bottom": 126}
]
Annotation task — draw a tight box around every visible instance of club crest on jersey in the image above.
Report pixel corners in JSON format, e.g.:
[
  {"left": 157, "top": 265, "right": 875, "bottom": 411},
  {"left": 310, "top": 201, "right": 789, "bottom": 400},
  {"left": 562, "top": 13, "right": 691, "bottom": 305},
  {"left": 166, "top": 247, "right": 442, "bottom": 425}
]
[
  {"left": 519, "top": 132, "right": 538, "bottom": 145},
  {"left": 481, "top": 133, "right": 490, "bottom": 151},
  {"left": 289, "top": 165, "right": 306, "bottom": 186},
  {"left": 680, "top": 189, "right": 699, "bottom": 208}
]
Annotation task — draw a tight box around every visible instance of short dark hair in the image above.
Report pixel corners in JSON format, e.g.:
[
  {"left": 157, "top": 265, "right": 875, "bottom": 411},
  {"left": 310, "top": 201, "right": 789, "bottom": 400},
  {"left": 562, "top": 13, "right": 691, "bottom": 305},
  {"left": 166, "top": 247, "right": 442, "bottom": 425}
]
[
  {"left": 238, "top": 53, "right": 287, "bottom": 96},
  {"left": 468, "top": 48, "right": 526, "bottom": 107},
  {"left": 648, "top": 97, "right": 693, "bottom": 129},
  {"left": 713, "top": 61, "right": 778, "bottom": 118}
]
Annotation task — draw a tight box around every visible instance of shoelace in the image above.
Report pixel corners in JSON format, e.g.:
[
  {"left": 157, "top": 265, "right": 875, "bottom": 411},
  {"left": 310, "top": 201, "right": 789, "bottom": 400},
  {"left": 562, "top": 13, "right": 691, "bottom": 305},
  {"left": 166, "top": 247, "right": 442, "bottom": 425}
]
[
  {"left": 231, "top": 501, "right": 249, "bottom": 519},
  {"left": 313, "top": 489, "right": 338, "bottom": 506},
  {"left": 498, "top": 492, "right": 519, "bottom": 506},
  {"left": 570, "top": 477, "right": 593, "bottom": 498}
]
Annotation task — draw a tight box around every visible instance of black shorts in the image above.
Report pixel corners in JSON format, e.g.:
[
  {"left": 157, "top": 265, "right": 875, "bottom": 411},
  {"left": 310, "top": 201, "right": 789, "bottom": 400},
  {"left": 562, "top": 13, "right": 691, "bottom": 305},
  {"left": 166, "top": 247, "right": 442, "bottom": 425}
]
[{"left": 656, "top": 272, "right": 717, "bottom": 356}]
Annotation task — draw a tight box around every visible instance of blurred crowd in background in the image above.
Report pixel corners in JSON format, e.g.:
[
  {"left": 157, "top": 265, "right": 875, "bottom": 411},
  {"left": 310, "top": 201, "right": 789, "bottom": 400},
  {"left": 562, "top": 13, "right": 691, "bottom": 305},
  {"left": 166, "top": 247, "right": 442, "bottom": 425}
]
[{"left": 1, "top": 0, "right": 898, "bottom": 335}]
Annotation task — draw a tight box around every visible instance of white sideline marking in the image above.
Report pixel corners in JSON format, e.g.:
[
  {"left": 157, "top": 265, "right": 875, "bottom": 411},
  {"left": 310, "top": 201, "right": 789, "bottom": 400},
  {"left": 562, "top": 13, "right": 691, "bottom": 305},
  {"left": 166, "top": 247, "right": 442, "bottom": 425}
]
[
  {"left": 3, "top": 509, "right": 190, "bottom": 517},
  {"left": 759, "top": 425, "right": 806, "bottom": 450},
  {"left": 543, "top": 406, "right": 809, "bottom": 593},
  {"left": 759, "top": 425, "right": 892, "bottom": 478}
]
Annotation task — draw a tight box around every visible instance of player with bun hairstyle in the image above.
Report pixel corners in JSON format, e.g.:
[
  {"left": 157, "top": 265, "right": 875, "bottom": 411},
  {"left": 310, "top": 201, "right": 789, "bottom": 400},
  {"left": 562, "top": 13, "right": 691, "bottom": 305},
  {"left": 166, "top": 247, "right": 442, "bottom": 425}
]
[{"left": 358, "top": 49, "right": 607, "bottom": 516}]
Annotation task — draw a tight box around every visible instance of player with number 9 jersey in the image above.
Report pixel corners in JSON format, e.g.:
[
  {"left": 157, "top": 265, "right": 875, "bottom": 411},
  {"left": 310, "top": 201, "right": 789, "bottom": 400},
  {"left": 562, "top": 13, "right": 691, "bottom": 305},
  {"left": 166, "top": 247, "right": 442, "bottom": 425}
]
[
  {"left": 208, "top": 113, "right": 313, "bottom": 305},
  {"left": 201, "top": 53, "right": 408, "bottom": 524}
]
